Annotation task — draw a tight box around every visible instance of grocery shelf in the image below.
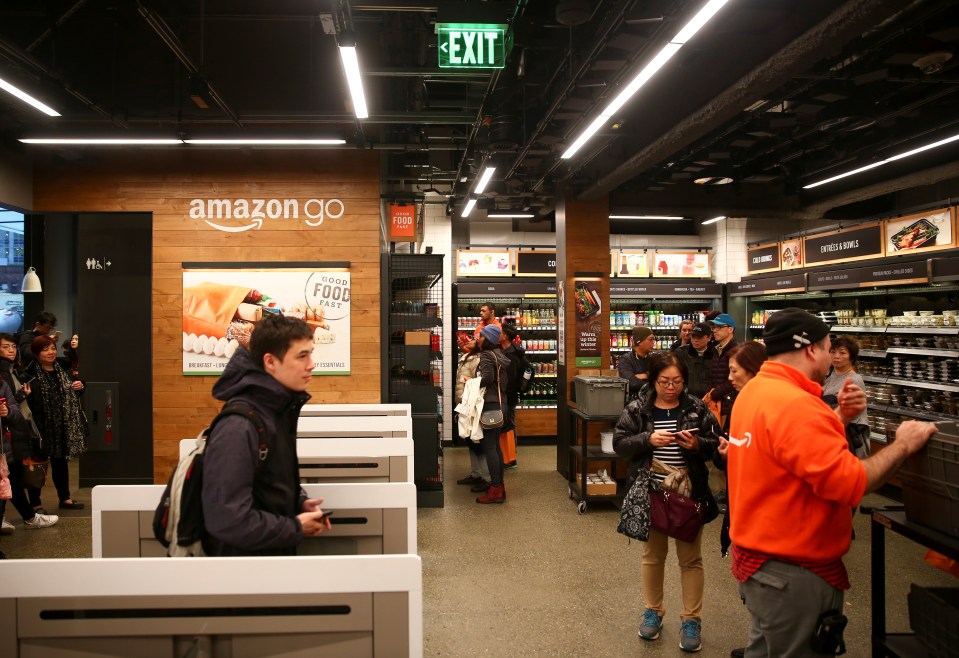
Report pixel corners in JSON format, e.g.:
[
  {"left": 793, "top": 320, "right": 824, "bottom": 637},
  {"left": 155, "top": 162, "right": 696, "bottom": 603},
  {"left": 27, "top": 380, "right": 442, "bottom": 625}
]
[
  {"left": 887, "top": 326, "right": 959, "bottom": 335},
  {"left": 885, "top": 377, "right": 959, "bottom": 392},
  {"left": 861, "top": 375, "right": 887, "bottom": 384},
  {"left": 859, "top": 349, "right": 887, "bottom": 358},
  {"left": 518, "top": 404, "right": 558, "bottom": 410},
  {"left": 526, "top": 349, "right": 557, "bottom": 355},
  {"left": 869, "top": 402, "right": 959, "bottom": 423},
  {"left": 887, "top": 347, "right": 959, "bottom": 358},
  {"left": 833, "top": 326, "right": 888, "bottom": 333}
]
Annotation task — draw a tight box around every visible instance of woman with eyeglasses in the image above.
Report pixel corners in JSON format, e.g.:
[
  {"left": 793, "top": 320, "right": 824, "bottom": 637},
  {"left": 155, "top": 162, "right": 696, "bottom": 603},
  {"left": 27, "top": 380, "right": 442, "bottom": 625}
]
[{"left": 613, "top": 351, "right": 721, "bottom": 653}]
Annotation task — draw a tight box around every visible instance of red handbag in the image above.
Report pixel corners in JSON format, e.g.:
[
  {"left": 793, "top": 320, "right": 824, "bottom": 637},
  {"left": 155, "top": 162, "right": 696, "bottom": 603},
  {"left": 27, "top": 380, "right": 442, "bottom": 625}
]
[{"left": 649, "top": 485, "right": 704, "bottom": 543}]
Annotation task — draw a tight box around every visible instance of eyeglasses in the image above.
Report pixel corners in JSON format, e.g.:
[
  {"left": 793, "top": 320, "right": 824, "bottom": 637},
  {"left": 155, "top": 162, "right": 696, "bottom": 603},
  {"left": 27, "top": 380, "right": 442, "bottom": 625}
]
[
  {"left": 655, "top": 379, "right": 684, "bottom": 388},
  {"left": 0, "top": 344, "right": 15, "bottom": 351}
]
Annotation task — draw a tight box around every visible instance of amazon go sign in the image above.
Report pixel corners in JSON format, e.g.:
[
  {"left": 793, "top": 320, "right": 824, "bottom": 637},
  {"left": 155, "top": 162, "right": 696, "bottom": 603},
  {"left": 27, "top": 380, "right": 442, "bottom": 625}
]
[
  {"left": 189, "top": 198, "right": 345, "bottom": 234},
  {"left": 389, "top": 204, "right": 417, "bottom": 240}
]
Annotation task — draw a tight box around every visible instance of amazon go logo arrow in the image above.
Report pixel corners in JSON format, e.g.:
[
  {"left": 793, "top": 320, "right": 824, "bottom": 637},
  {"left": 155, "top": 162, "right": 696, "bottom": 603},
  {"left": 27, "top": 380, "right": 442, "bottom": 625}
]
[{"left": 189, "top": 198, "right": 345, "bottom": 233}]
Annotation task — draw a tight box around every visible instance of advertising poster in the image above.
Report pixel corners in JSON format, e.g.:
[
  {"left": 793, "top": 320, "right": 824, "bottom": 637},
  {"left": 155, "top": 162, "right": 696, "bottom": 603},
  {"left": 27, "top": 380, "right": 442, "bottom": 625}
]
[
  {"left": 779, "top": 239, "right": 804, "bottom": 270},
  {"left": 573, "top": 277, "right": 603, "bottom": 367},
  {"left": 613, "top": 251, "right": 650, "bottom": 277},
  {"left": 557, "top": 280, "right": 566, "bottom": 366},
  {"left": 456, "top": 249, "right": 511, "bottom": 276},
  {"left": 651, "top": 252, "right": 710, "bottom": 278},
  {"left": 389, "top": 204, "right": 416, "bottom": 240},
  {"left": 804, "top": 223, "right": 884, "bottom": 266},
  {"left": 885, "top": 208, "right": 954, "bottom": 254},
  {"left": 182, "top": 268, "right": 351, "bottom": 376}
]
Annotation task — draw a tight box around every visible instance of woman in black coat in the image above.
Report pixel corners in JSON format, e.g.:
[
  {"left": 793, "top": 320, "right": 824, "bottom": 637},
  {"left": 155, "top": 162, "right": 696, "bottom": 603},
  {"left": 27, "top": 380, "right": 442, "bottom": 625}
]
[
  {"left": 25, "top": 334, "right": 88, "bottom": 510},
  {"left": 613, "top": 351, "right": 721, "bottom": 652}
]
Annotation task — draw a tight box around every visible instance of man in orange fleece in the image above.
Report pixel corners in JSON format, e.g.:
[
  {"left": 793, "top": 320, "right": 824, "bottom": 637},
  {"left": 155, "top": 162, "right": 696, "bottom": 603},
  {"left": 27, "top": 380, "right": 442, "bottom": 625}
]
[{"left": 725, "top": 308, "right": 936, "bottom": 657}]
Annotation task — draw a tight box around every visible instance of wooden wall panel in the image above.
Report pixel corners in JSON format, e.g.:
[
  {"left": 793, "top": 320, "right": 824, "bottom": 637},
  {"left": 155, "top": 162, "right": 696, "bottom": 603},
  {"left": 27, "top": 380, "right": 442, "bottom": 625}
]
[{"left": 33, "top": 150, "right": 382, "bottom": 482}]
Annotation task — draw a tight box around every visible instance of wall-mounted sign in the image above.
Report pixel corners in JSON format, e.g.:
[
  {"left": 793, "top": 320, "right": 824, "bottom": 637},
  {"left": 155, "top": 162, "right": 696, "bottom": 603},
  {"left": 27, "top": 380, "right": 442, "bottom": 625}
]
[
  {"left": 189, "top": 197, "right": 346, "bottom": 233},
  {"left": 610, "top": 282, "right": 722, "bottom": 298},
  {"left": 389, "top": 204, "right": 416, "bottom": 240},
  {"left": 747, "top": 242, "right": 780, "bottom": 274},
  {"left": 779, "top": 238, "right": 804, "bottom": 270},
  {"left": 884, "top": 208, "right": 954, "bottom": 254},
  {"left": 613, "top": 251, "right": 650, "bottom": 277},
  {"left": 573, "top": 277, "right": 603, "bottom": 367},
  {"left": 437, "top": 23, "right": 507, "bottom": 69},
  {"left": 804, "top": 223, "right": 884, "bottom": 266},
  {"left": 807, "top": 258, "right": 928, "bottom": 290},
  {"left": 458, "top": 281, "right": 556, "bottom": 296},
  {"left": 651, "top": 252, "right": 710, "bottom": 278},
  {"left": 728, "top": 273, "right": 806, "bottom": 297},
  {"left": 456, "top": 249, "right": 511, "bottom": 276},
  {"left": 183, "top": 267, "right": 351, "bottom": 376},
  {"left": 516, "top": 250, "right": 556, "bottom": 277},
  {"left": 932, "top": 253, "right": 959, "bottom": 282}
]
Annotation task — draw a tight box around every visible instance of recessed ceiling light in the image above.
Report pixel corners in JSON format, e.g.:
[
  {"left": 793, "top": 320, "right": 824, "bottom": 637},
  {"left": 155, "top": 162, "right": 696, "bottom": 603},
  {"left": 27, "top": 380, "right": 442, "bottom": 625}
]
[
  {"left": 701, "top": 215, "right": 726, "bottom": 225},
  {"left": 461, "top": 198, "right": 477, "bottom": 218},
  {"left": 609, "top": 214, "right": 686, "bottom": 220},
  {"left": 488, "top": 213, "right": 534, "bottom": 218},
  {"left": 694, "top": 176, "right": 735, "bottom": 185},
  {"left": 19, "top": 138, "right": 182, "bottom": 145},
  {"left": 185, "top": 139, "right": 346, "bottom": 145}
]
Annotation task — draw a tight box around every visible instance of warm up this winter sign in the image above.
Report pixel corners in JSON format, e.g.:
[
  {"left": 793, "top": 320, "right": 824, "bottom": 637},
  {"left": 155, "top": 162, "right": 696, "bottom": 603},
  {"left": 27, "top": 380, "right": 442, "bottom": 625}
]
[{"left": 182, "top": 267, "right": 351, "bottom": 375}]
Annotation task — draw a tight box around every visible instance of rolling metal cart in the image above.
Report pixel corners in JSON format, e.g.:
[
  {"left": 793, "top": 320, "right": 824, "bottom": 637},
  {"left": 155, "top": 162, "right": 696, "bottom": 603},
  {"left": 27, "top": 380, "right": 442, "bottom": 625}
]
[{"left": 567, "top": 407, "right": 630, "bottom": 514}]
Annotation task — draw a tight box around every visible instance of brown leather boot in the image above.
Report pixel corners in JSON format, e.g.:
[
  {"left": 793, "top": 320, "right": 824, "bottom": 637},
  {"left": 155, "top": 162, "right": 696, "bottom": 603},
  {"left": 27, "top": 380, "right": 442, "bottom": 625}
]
[{"left": 476, "top": 484, "right": 505, "bottom": 504}]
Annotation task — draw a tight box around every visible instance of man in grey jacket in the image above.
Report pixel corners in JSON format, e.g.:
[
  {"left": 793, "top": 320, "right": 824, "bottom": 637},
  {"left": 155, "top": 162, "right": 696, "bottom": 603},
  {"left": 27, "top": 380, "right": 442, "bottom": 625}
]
[{"left": 201, "top": 315, "right": 331, "bottom": 556}]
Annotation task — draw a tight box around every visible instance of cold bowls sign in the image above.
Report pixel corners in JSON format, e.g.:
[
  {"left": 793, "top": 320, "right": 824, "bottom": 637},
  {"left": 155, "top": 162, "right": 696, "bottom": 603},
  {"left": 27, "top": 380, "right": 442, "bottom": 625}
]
[{"left": 182, "top": 269, "right": 351, "bottom": 376}]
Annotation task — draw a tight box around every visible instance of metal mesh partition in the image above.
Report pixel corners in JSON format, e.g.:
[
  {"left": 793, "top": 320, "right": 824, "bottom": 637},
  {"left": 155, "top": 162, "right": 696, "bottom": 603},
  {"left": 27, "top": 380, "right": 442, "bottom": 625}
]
[{"left": 384, "top": 254, "right": 445, "bottom": 506}]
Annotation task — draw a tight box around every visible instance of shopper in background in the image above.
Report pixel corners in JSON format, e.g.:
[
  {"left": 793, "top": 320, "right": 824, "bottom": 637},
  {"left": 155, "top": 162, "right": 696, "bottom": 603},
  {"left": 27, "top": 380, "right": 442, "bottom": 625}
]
[
  {"left": 675, "top": 323, "right": 716, "bottom": 398},
  {"left": 474, "top": 324, "right": 510, "bottom": 504},
  {"left": 0, "top": 334, "right": 57, "bottom": 531},
  {"left": 619, "top": 326, "right": 657, "bottom": 399},
  {"left": 25, "top": 335, "right": 87, "bottom": 511},
  {"left": 725, "top": 308, "right": 936, "bottom": 657},
  {"left": 613, "top": 352, "right": 721, "bottom": 653},
  {"left": 17, "top": 311, "right": 60, "bottom": 369},
  {"left": 822, "top": 336, "right": 870, "bottom": 458},
  {"left": 454, "top": 340, "right": 490, "bottom": 491},
  {"left": 58, "top": 334, "right": 80, "bottom": 377},
  {"left": 706, "top": 313, "right": 738, "bottom": 420},
  {"left": 498, "top": 324, "right": 524, "bottom": 469},
  {"left": 670, "top": 320, "right": 695, "bottom": 352},
  {"left": 472, "top": 302, "right": 502, "bottom": 341}
]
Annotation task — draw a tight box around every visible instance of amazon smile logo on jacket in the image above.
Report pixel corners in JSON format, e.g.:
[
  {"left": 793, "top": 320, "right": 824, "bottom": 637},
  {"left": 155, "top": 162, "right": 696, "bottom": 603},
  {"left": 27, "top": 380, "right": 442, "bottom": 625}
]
[{"left": 727, "top": 431, "right": 752, "bottom": 448}]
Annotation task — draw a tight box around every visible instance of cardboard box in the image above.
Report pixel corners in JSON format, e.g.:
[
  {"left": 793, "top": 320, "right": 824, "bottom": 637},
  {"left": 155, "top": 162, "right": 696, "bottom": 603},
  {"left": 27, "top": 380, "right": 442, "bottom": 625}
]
[
  {"left": 405, "top": 331, "right": 431, "bottom": 346},
  {"left": 586, "top": 476, "right": 618, "bottom": 496}
]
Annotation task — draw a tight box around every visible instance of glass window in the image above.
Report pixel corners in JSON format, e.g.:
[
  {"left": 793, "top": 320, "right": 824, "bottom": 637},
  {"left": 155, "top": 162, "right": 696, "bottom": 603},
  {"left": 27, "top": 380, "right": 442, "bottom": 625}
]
[{"left": 0, "top": 209, "right": 25, "bottom": 332}]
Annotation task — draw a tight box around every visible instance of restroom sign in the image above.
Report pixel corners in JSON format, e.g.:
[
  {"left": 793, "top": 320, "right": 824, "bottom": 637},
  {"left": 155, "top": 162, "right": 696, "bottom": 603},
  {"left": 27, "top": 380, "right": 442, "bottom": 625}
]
[{"left": 437, "top": 23, "right": 507, "bottom": 69}]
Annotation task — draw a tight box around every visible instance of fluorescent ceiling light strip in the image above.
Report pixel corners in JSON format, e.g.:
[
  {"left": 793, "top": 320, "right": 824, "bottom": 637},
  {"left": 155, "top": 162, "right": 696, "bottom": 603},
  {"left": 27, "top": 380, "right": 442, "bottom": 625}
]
[
  {"left": 0, "top": 77, "right": 60, "bottom": 117},
  {"left": 460, "top": 198, "right": 477, "bottom": 218},
  {"left": 488, "top": 213, "right": 534, "bottom": 218},
  {"left": 701, "top": 215, "right": 726, "bottom": 225},
  {"left": 671, "top": 0, "right": 731, "bottom": 44},
  {"left": 19, "top": 138, "right": 182, "bottom": 145},
  {"left": 562, "top": 0, "right": 731, "bottom": 160},
  {"left": 610, "top": 214, "right": 685, "bottom": 220},
  {"left": 804, "top": 132, "right": 959, "bottom": 189},
  {"left": 339, "top": 46, "right": 369, "bottom": 119},
  {"left": 185, "top": 139, "right": 346, "bottom": 145},
  {"left": 473, "top": 166, "right": 496, "bottom": 193}
]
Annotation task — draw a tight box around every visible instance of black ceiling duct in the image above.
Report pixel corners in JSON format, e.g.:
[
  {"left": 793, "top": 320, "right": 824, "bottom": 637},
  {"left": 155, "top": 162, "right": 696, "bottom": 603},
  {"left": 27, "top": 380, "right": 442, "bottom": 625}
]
[{"left": 556, "top": 1, "right": 592, "bottom": 26}]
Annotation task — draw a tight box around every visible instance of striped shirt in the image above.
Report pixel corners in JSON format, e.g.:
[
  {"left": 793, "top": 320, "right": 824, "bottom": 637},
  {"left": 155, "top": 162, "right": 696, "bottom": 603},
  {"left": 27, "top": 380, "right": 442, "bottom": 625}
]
[
  {"left": 731, "top": 544, "right": 851, "bottom": 591},
  {"left": 650, "top": 407, "right": 685, "bottom": 483}
]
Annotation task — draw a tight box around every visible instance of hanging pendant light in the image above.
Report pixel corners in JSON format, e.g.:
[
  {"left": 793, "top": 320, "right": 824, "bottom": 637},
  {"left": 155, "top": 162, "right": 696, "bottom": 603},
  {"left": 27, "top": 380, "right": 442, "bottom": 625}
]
[{"left": 21, "top": 267, "right": 42, "bottom": 293}]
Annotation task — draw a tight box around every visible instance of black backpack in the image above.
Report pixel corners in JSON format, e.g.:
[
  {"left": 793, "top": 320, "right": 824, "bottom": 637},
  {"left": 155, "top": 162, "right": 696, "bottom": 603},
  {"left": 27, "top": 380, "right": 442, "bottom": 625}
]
[
  {"left": 152, "top": 401, "right": 267, "bottom": 557},
  {"left": 516, "top": 347, "right": 536, "bottom": 394}
]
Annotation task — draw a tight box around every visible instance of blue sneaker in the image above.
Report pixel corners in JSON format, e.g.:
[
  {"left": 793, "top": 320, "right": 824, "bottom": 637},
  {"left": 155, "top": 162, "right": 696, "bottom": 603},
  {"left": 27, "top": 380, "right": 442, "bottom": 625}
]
[
  {"left": 638, "top": 608, "right": 663, "bottom": 640},
  {"left": 679, "top": 618, "right": 702, "bottom": 652}
]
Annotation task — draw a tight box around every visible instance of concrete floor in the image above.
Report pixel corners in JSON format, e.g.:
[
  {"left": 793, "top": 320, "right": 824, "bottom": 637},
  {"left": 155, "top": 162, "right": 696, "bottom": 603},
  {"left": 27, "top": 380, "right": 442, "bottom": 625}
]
[{"left": 1, "top": 449, "right": 954, "bottom": 657}]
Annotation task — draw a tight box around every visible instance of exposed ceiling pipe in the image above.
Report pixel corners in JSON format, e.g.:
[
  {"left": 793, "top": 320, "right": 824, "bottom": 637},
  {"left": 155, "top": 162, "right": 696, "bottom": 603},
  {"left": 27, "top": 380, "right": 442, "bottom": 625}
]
[
  {"left": 0, "top": 36, "right": 127, "bottom": 128},
  {"left": 578, "top": 0, "right": 915, "bottom": 201},
  {"left": 25, "top": 0, "right": 88, "bottom": 52},
  {"left": 136, "top": 1, "right": 243, "bottom": 128},
  {"left": 505, "top": 0, "right": 640, "bottom": 181}
]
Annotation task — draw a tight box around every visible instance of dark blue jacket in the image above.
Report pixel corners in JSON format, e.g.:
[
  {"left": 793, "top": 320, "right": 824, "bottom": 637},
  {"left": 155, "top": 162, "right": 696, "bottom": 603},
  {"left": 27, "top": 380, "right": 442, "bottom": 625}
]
[{"left": 201, "top": 346, "right": 310, "bottom": 556}]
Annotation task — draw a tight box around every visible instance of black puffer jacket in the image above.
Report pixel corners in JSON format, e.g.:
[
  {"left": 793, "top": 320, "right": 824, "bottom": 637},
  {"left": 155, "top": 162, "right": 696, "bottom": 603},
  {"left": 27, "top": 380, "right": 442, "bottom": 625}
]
[
  {"left": 478, "top": 348, "right": 510, "bottom": 409},
  {"left": 613, "top": 387, "right": 722, "bottom": 524},
  {"left": 201, "top": 346, "right": 310, "bottom": 556}
]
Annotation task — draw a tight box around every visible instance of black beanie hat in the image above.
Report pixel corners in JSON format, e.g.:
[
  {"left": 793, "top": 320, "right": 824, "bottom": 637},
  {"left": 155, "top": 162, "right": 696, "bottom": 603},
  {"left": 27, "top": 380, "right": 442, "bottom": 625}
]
[{"left": 763, "top": 307, "right": 830, "bottom": 356}]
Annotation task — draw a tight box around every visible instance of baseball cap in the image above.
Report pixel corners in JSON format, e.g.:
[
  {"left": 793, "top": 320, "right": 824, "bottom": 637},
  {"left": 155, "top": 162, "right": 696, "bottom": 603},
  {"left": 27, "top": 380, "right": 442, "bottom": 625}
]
[
  {"left": 763, "top": 307, "right": 830, "bottom": 356},
  {"left": 480, "top": 324, "right": 502, "bottom": 344},
  {"left": 709, "top": 313, "right": 736, "bottom": 328},
  {"left": 690, "top": 322, "right": 712, "bottom": 338}
]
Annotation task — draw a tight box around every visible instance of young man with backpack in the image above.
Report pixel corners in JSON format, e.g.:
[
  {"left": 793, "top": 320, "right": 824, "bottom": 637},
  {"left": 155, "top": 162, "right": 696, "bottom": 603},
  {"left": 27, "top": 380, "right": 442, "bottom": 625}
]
[{"left": 198, "top": 314, "right": 331, "bottom": 556}]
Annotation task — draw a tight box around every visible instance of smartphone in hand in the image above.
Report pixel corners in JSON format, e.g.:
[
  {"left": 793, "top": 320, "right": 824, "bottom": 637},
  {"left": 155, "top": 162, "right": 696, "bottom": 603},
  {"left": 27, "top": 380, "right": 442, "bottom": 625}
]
[
  {"left": 673, "top": 428, "right": 700, "bottom": 436},
  {"left": 318, "top": 510, "right": 335, "bottom": 520}
]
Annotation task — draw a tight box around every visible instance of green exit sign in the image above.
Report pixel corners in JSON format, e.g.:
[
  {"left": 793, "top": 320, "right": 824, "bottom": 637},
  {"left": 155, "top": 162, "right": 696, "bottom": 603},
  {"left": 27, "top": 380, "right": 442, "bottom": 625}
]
[{"left": 437, "top": 23, "right": 507, "bottom": 69}]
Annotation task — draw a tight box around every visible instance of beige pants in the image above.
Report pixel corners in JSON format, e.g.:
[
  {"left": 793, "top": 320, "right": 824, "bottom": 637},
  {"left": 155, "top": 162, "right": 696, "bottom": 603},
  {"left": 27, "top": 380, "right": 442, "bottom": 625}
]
[{"left": 642, "top": 527, "right": 704, "bottom": 621}]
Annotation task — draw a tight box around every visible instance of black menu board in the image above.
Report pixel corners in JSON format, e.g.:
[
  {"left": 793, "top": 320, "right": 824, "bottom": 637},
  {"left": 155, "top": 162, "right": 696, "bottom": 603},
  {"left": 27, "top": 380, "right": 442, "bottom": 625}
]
[{"left": 804, "top": 223, "right": 884, "bottom": 266}]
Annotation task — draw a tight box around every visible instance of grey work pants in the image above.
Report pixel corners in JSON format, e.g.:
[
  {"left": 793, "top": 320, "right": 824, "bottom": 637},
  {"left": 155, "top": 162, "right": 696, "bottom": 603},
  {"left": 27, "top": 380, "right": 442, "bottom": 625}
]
[{"left": 739, "top": 560, "right": 844, "bottom": 658}]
